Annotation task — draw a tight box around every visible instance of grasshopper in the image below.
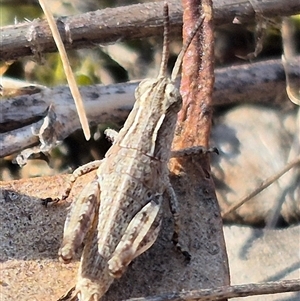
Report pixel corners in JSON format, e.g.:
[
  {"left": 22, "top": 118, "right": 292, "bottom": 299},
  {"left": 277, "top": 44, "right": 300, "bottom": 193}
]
[{"left": 57, "top": 3, "right": 204, "bottom": 301}]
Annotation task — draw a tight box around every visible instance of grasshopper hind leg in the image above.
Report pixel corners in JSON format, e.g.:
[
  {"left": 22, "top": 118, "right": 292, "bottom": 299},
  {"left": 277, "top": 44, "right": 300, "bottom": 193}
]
[
  {"left": 165, "top": 181, "right": 191, "bottom": 261},
  {"left": 108, "top": 195, "right": 163, "bottom": 278},
  {"left": 58, "top": 178, "right": 100, "bottom": 264}
]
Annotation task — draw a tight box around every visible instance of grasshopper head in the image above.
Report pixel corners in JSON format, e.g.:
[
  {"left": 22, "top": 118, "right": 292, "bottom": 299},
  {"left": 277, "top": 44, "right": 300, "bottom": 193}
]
[
  {"left": 129, "top": 77, "right": 181, "bottom": 159},
  {"left": 163, "top": 80, "right": 182, "bottom": 114},
  {"left": 135, "top": 76, "right": 182, "bottom": 116}
]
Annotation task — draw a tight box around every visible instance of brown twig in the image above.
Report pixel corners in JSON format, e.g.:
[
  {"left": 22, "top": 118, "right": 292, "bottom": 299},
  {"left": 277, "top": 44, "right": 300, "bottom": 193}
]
[
  {"left": 168, "top": 0, "right": 230, "bottom": 292},
  {"left": 175, "top": 0, "right": 214, "bottom": 148}
]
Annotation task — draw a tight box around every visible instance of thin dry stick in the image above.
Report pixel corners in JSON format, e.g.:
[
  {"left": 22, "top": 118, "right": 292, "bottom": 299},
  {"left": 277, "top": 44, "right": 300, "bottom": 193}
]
[
  {"left": 38, "top": 0, "right": 90, "bottom": 140},
  {"left": 122, "top": 279, "right": 300, "bottom": 301},
  {"left": 222, "top": 154, "right": 300, "bottom": 218}
]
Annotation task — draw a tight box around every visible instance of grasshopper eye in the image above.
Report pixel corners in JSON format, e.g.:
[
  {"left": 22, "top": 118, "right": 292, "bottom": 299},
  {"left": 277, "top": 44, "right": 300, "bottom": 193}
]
[
  {"left": 163, "top": 84, "right": 182, "bottom": 114},
  {"left": 165, "top": 83, "right": 180, "bottom": 100}
]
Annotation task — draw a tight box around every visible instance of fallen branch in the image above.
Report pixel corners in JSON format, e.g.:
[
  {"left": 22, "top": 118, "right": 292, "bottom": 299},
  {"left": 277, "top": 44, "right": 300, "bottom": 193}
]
[
  {"left": 1, "top": 0, "right": 300, "bottom": 61},
  {"left": 1, "top": 57, "right": 296, "bottom": 159}
]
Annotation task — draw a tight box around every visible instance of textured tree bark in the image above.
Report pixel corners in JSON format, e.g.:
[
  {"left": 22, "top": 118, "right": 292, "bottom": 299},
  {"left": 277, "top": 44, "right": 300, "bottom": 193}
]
[{"left": 1, "top": 0, "right": 300, "bottom": 61}]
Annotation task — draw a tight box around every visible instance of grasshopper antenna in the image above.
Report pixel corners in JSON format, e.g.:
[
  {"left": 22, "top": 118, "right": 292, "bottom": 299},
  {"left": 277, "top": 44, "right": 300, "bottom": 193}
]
[
  {"left": 158, "top": 1, "right": 170, "bottom": 78},
  {"left": 171, "top": 15, "right": 204, "bottom": 82}
]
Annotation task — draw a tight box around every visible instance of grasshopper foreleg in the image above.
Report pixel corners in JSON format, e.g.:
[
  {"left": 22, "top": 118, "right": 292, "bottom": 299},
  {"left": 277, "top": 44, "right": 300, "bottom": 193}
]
[
  {"left": 42, "top": 160, "right": 102, "bottom": 207},
  {"left": 60, "top": 160, "right": 102, "bottom": 201}
]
